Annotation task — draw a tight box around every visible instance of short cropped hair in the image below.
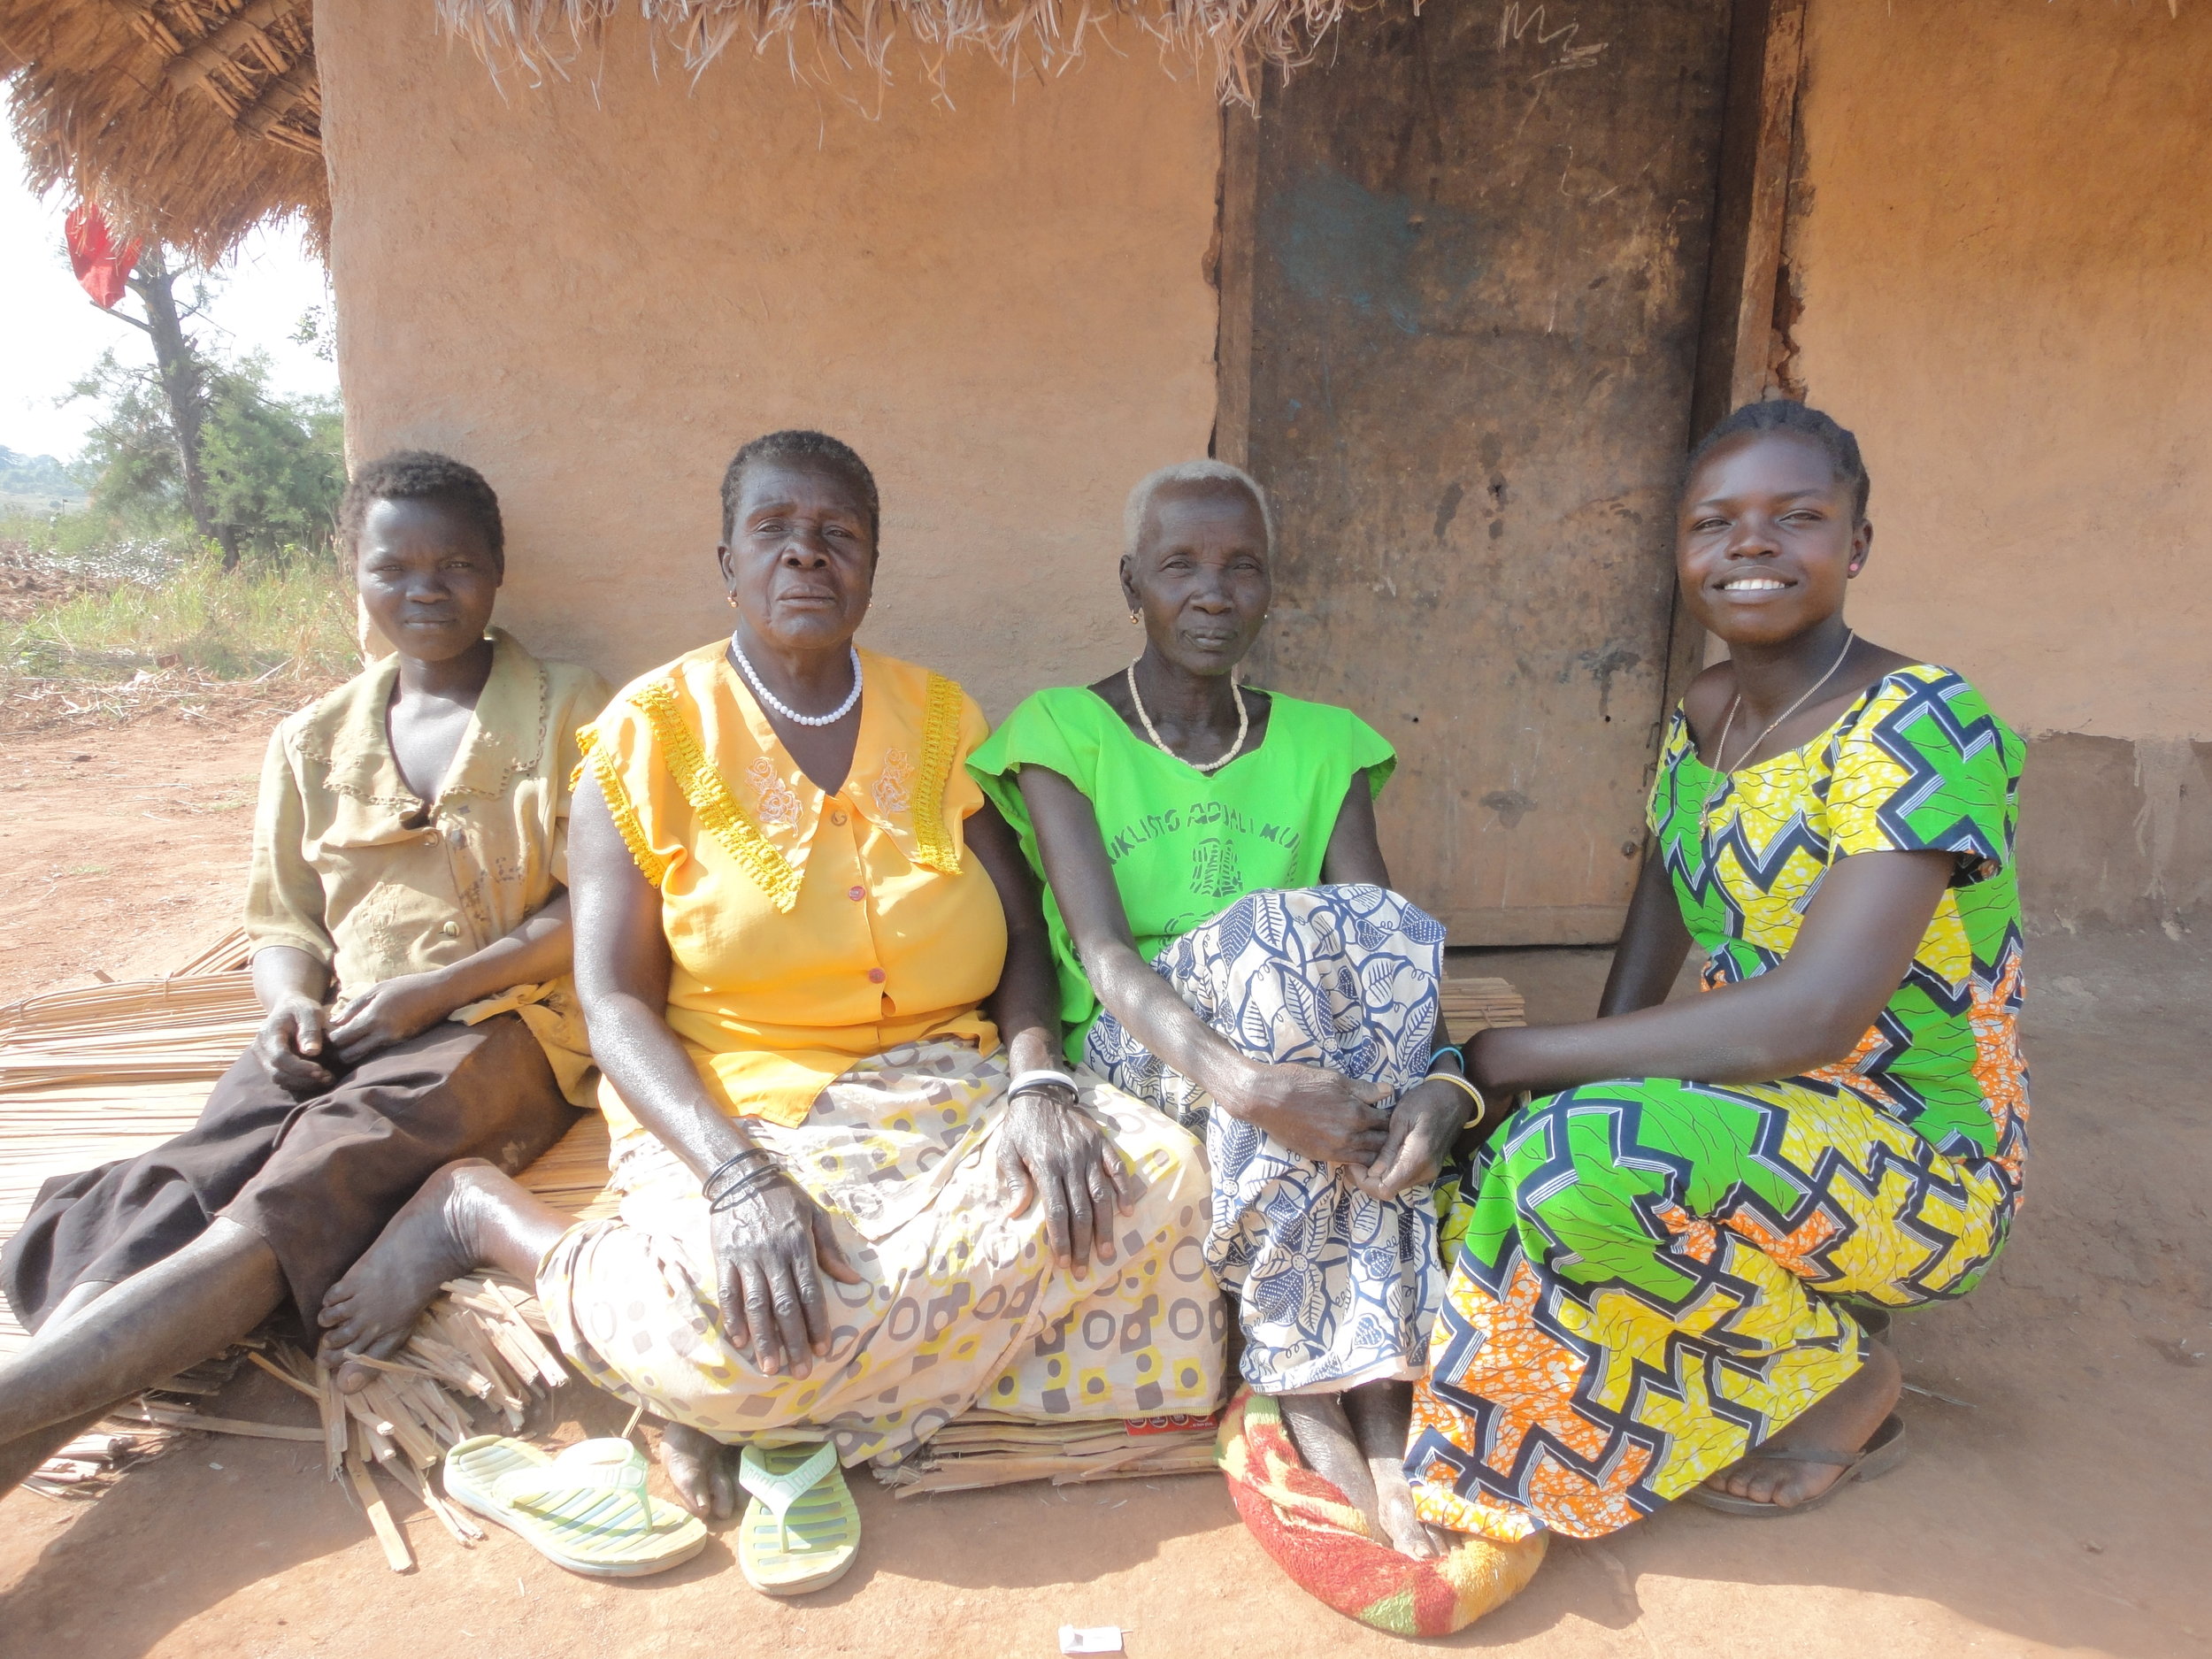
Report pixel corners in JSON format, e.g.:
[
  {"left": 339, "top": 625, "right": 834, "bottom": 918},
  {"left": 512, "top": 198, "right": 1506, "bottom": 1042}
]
[
  {"left": 1123, "top": 460, "right": 1275, "bottom": 562},
  {"left": 1689, "top": 400, "right": 1871, "bottom": 521},
  {"left": 338, "top": 450, "right": 504, "bottom": 566},
  {"left": 720, "top": 430, "right": 881, "bottom": 546}
]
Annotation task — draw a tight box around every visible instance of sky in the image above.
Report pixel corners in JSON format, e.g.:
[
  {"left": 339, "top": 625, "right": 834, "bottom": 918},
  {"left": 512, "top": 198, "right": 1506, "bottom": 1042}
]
[{"left": 0, "top": 131, "right": 339, "bottom": 464}]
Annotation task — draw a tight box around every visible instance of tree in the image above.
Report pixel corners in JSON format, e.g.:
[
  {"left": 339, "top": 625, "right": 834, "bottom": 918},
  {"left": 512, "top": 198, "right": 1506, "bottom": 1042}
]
[
  {"left": 70, "top": 263, "right": 343, "bottom": 565},
  {"left": 96, "top": 245, "right": 228, "bottom": 558}
]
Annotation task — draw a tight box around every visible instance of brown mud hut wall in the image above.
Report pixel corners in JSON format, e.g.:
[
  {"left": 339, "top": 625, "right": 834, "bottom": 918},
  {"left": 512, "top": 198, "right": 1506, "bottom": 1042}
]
[
  {"left": 314, "top": 2, "right": 1221, "bottom": 718},
  {"left": 1786, "top": 0, "right": 2212, "bottom": 935},
  {"left": 311, "top": 0, "right": 2209, "bottom": 940}
]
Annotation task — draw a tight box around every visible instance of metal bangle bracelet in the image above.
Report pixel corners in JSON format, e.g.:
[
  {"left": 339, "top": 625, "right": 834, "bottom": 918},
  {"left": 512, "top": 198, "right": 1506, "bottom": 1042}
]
[
  {"left": 707, "top": 1164, "right": 787, "bottom": 1212},
  {"left": 1007, "top": 1068, "right": 1079, "bottom": 1101},
  {"left": 701, "top": 1146, "right": 774, "bottom": 1202},
  {"left": 1424, "top": 1069, "right": 1489, "bottom": 1131}
]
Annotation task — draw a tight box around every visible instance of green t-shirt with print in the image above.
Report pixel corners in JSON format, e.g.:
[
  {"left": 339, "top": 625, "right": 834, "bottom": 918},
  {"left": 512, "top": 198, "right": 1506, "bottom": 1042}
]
[{"left": 968, "top": 685, "right": 1396, "bottom": 1062}]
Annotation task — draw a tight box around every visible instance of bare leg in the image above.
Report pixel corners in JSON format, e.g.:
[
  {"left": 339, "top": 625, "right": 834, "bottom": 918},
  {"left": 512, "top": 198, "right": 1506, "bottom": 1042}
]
[
  {"left": 1279, "top": 1394, "right": 1383, "bottom": 1525},
  {"left": 25, "top": 1279, "right": 119, "bottom": 1347},
  {"left": 657, "top": 1421, "right": 741, "bottom": 1519},
  {"left": 0, "top": 1219, "right": 283, "bottom": 1495},
  {"left": 315, "top": 1158, "right": 569, "bottom": 1390},
  {"left": 0, "top": 1407, "right": 116, "bottom": 1496},
  {"left": 1700, "top": 1339, "right": 1902, "bottom": 1509},
  {"left": 1345, "top": 1379, "right": 1447, "bottom": 1559}
]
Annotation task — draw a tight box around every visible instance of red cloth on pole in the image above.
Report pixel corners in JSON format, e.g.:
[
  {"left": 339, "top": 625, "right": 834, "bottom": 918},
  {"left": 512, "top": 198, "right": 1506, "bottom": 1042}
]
[{"left": 64, "top": 204, "right": 142, "bottom": 310}]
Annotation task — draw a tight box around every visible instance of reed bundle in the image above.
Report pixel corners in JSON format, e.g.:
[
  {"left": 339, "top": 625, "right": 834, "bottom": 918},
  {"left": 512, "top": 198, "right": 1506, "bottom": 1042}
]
[{"left": 875, "top": 1409, "right": 1221, "bottom": 1496}]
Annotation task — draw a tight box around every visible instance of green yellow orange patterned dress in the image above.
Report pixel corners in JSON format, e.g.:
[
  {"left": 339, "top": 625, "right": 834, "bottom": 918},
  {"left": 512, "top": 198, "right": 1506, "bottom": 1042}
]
[{"left": 1406, "top": 664, "right": 2028, "bottom": 1541}]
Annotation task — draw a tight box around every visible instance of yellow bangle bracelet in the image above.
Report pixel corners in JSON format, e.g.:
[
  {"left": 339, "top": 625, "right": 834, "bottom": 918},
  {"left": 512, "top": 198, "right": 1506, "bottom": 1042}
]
[{"left": 1424, "top": 1068, "right": 1488, "bottom": 1131}]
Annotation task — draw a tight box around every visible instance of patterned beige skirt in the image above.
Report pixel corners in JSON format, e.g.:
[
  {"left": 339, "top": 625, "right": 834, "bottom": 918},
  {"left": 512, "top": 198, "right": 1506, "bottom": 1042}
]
[{"left": 535, "top": 1039, "right": 1226, "bottom": 1466}]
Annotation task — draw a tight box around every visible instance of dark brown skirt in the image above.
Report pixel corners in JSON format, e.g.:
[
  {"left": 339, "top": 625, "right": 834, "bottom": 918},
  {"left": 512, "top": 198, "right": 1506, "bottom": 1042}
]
[{"left": 0, "top": 1011, "right": 578, "bottom": 1333}]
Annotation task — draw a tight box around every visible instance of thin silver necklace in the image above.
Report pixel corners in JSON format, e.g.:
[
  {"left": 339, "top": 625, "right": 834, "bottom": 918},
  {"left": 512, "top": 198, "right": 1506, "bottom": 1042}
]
[
  {"left": 1126, "top": 659, "right": 1249, "bottom": 774},
  {"left": 1700, "top": 628, "right": 1856, "bottom": 822},
  {"left": 729, "top": 634, "right": 862, "bottom": 727}
]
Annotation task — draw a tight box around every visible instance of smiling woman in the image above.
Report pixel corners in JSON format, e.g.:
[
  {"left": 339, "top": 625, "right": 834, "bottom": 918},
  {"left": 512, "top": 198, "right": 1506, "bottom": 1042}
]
[{"left": 1405, "top": 402, "right": 2030, "bottom": 1540}]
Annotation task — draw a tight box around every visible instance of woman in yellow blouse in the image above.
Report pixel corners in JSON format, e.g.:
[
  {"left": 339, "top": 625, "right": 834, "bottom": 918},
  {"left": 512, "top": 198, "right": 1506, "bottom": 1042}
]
[{"left": 318, "top": 431, "right": 1222, "bottom": 1590}]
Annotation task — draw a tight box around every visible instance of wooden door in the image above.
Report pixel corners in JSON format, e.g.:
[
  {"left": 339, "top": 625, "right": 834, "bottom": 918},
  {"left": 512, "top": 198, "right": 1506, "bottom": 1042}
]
[{"left": 1222, "top": 0, "right": 1736, "bottom": 944}]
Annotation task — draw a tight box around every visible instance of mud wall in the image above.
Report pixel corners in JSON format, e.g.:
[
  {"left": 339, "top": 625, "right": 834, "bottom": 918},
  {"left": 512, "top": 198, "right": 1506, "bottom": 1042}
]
[
  {"left": 313, "top": 4, "right": 1220, "bottom": 715},
  {"left": 1788, "top": 0, "right": 2212, "bottom": 933}
]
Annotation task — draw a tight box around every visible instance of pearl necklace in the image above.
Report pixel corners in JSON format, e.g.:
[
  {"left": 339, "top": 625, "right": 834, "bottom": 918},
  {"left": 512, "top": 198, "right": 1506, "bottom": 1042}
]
[
  {"left": 729, "top": 634, "right": 863, "bottom": 727},
  {"left": 1125, "top": 660, "right": 1249, "bottom": 774},
  {"left": 1700, "top": 628, "right": 1856, "bottom": 824}
]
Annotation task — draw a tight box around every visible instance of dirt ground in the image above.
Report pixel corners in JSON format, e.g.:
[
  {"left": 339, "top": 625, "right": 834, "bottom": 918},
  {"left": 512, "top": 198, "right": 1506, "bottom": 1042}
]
[
  {"left": 0, "top": 713, "right": 2207, "bottom": 1658},
  {"left": 0, "top": 717, "right": 277, "bottom": 1004}
]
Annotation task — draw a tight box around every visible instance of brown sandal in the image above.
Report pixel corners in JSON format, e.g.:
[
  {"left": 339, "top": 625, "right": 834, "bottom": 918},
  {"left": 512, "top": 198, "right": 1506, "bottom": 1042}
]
[{"left": 1685, "top": 1412, "right": 1908, "bottom": 1517}]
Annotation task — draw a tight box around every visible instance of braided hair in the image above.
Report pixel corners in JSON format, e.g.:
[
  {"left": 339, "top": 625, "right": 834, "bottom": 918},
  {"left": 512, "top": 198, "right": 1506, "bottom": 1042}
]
[
  {"left": 1688, "top": 401, "right": 1870, "bottom": 520},
  {"left": 339, "top": 451, "right": 504, "bottom": 568},
  {"left": 720, "top": 430, "right": 881, "bottom": 546}
]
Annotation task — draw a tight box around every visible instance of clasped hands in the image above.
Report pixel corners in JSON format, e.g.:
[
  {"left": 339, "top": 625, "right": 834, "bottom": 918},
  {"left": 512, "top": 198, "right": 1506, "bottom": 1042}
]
[
  {"left": 1225, "top": 1059, "right": 1472, "bottom": 1201},
  {"left": 254, "top": 969, "right": 472, "bottom": 1093}
]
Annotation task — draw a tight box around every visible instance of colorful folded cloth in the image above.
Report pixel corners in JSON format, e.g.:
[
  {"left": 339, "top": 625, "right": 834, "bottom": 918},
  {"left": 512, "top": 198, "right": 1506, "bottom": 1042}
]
[{"left": 1215, "top": 1387, "right": 1546, "bottom": 1637}]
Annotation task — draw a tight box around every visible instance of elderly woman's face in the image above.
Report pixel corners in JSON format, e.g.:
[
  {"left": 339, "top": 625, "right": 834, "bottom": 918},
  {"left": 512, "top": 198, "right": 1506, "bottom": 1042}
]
[
  {"left": 718, "top": 458, "right": 876, "bottom": 651},
  {"left": 1122, "top": 482, "right": 1271, "bottom": 677}
]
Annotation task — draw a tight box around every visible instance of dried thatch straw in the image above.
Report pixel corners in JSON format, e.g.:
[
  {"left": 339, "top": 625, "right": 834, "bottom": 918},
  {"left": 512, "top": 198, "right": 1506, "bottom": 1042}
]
[
  {"left": 440, "top": 0, "right": 1369, "bottom": 105},
  {"left": 0, "top": 0, "right": 327, "bottom": 262},
  {"left": 4, "top": 0, "right": 1373, "bottom": 263}
]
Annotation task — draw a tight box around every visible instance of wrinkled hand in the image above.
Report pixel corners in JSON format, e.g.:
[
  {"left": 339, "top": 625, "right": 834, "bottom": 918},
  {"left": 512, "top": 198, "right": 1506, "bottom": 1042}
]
[
  {"left": 711, "top": 1173, "right": 862, "bottom": 1379},
  {"left": 1353, "top": 1076, "right": 1470, "bottom": 1201},
  {"left": 1229, "top": 1061, "right": 1392, "bottom": 1166},
  {"left": 326, "top": 971, "right": 460, "bottom": 1065},
  {"left": 998, "top": 1087, "right": 1138, "bottom": 1277},
  {"left": 254, "top": 994, "right": 335, "bottom": 1094}
]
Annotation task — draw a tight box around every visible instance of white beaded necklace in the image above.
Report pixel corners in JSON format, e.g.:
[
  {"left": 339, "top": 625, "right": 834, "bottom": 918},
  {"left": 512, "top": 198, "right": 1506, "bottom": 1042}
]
[
  {"left": 729, "top": 634, "right": 863, "bottom": 727},
  {"left": 1125, "top": 659, "right": 1249, "bottom": 774}
]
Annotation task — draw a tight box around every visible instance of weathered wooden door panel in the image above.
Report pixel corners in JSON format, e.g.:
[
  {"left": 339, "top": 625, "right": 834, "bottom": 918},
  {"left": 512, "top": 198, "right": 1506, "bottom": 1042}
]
[{"left": 1234, "top": 1, "right": 1733, "bottom": 943}]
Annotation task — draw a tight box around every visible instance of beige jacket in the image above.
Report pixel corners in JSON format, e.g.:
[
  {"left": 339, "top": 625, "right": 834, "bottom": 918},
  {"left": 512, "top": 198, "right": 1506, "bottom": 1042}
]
[{"left": 244, "top": 628, "right": 611, "bottom": 1104}]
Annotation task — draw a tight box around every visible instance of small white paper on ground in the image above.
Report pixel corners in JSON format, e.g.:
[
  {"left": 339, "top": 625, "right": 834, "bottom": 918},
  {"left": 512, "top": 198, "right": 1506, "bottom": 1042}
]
[{"left": 1059, "top": 1627, "right": 1124, "bottom": 1655}]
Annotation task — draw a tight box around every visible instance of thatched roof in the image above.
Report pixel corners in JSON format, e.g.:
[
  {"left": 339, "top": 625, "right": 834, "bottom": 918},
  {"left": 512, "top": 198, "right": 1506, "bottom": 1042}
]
[
  {"left": 2, "top": 0, "right": 326, "bottom": 262},
  {"left": 3, "top": 0, "right": 1353, "bottom": 263},
  {"left": 437, "top": 1, "right": 1357, "bottom": 103}
]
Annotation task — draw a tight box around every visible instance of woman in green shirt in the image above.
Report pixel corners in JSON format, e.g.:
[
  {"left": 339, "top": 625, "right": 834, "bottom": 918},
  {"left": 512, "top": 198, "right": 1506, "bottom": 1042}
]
[{"left": 971, "top": 461, "right": 1475, "bottom": 1561}]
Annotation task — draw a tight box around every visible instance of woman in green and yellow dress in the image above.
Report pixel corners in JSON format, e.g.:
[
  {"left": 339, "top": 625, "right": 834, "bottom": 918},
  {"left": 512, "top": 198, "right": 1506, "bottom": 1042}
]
[{"left": 1407, "top": 402, "right": 2028, "bottom": 1540}]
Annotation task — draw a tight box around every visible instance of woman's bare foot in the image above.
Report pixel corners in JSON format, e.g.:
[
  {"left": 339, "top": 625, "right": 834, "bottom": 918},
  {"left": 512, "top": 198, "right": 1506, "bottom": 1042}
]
[
  {"left": 658, "top": 1422, "right": 740, "bottom": 1519},
  {"left": 1346, "top": 1379, "right": 1448, "bottom": 1560},
  {"left": 316, "top": 1160, "right": 498, "bottom": 1387},
  {"left": 1700, "top": 1339, "right": 1902, "bottom": 1509},
  {"left": 1281, "top": 1385, "right": 1445, "bottom": 1560}
]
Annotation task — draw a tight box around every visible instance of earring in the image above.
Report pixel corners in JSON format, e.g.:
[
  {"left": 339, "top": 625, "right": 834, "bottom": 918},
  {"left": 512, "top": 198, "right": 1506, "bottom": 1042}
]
[
  {"left": 726, "top": 593, "right": 739, "bottom": 608},
  {"left": 1127, "top": 609, "right": 1141, "bottom": 626}
]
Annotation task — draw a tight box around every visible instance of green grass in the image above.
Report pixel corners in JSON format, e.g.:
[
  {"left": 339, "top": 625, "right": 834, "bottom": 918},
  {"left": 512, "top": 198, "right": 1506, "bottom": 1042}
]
[{"left": 0, "top": 508, "right": 357, "bottom": 685}]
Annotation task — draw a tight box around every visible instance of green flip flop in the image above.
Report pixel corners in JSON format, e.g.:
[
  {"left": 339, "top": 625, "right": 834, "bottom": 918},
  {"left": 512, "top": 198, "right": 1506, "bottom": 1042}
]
[
  {"left": 736, "top": 1440, "right": 861, "bottom": 1595},
  {"left": 442, "top": 1434, "right": 707, "bottom": 1578}
]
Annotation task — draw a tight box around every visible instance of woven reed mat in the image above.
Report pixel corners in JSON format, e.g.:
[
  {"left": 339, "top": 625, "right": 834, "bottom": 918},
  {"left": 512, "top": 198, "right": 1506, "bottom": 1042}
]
[{"left": 0, "top": 945, "right": 1524, "bottom": 1540}]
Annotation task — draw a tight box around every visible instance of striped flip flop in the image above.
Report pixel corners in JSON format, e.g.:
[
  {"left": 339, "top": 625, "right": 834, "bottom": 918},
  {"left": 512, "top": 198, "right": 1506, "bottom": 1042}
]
[
  {"left": 736, "top": 1440, "right": 860, "bottom": 1595},
  {"left": 442, "top": 1434, "right": 706, "bottom": 1578}
]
